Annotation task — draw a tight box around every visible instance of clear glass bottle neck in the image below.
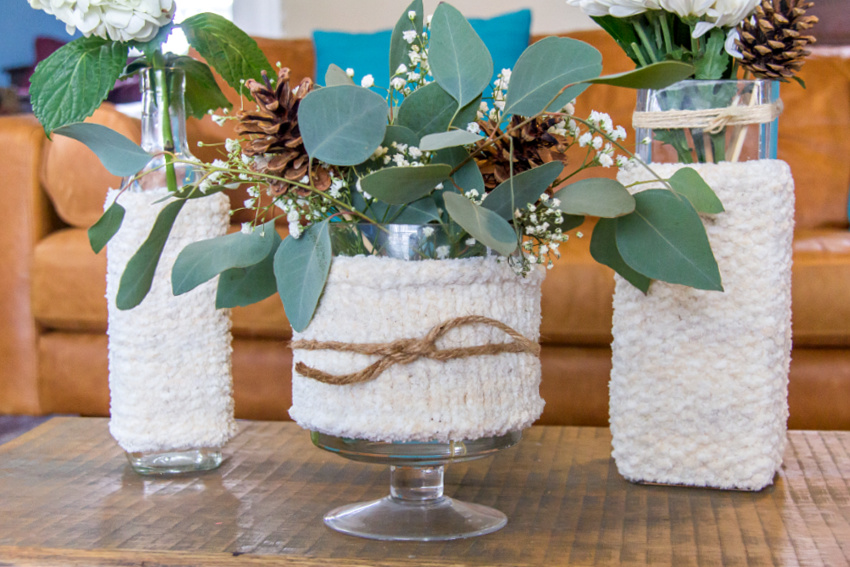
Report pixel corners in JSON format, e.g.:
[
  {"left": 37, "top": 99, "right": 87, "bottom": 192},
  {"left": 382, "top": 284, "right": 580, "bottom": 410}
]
[{"left": 140, "top": 67, "right": 192, "bottom": 158}]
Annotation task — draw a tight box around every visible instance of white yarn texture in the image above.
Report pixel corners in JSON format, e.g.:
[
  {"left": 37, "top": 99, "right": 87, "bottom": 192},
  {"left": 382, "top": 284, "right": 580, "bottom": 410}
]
[
  {"left": 105, "top": 189, "right": 237, "bottom": 454},
  {"left": 611, "top": 160, "right": 794, "bottom": 490},
  {"left": 290, "top": 255, "right": 545, "bottom": 443}
]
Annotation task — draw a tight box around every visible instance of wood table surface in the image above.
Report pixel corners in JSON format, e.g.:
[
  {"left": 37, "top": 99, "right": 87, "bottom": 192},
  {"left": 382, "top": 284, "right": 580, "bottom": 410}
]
[{"left": 0, "top": 418, "right": 849, "bottom": 567}]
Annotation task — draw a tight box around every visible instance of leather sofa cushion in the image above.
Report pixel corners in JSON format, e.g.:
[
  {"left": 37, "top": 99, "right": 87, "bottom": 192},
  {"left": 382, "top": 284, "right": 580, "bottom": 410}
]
[{"left": 31, "top": 225, "right": 850, "bottom": 347}]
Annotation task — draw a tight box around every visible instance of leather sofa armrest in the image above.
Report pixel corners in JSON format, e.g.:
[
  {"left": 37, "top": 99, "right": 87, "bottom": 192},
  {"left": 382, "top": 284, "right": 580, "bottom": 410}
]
[{"left": 0, "top": 114, "right": 61, "bottom": 414}]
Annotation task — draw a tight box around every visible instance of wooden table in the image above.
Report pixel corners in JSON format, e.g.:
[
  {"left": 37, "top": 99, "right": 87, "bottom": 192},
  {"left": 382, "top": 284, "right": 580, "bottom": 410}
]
[{"left": 0, "top": 418, "right": 848, "bottom": 566}]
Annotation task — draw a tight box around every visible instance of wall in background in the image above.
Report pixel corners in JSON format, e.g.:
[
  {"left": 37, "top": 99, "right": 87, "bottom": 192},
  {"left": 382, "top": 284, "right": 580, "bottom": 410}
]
[
  {"left": 0, "top": 0, "right": 76, "bottom": 87},
  {"left": 266, "top": 0, "right": 595, "bottom": 38}
]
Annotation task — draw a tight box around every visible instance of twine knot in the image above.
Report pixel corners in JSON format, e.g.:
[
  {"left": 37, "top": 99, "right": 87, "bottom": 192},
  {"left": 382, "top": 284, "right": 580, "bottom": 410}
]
[
  {"left": 291, "top": 315, "right": 540, "bottom": 385},
  {"left": 632, "top": 99, "right": 783, "bottom": 134}
]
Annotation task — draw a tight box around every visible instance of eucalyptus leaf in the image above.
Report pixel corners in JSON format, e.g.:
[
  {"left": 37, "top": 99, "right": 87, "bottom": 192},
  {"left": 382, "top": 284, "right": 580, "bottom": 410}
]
[
  {"left": 181, "top": 13, "right": 274, "bottom": 100},
  {"left": 483, "top": 162, "right": 564, "bottom": 220},
  {"left": 30, "top": 36, "right": 128, "bottom": 134},
  {"left": 88, "top": 202, "right": 125, "bottom": 254},
  {"left": 396, "top": 82, "right": 480, "bottom": 138},
  {"left": 590, "top": 218, "right": 651, "bottom": 293},
  {"left": 429, "top": 3, "right": 493, "bottom": 108},
  {"left": 419, "top": 129, "right": 481, "bottom": 151},
  {"left": 504, "top": 37, "right": 602, "bottom": 117},
  {"left": 443, "top": 192, "right": 517, "bottom": 256},
  {"left": 394, "top": 197, "right": 442, "bottom": 224},
  {"left": 616, "top": 189, "right": 723, "bottom": 291},
  {"left": 432, "top": 147, "right": 484, "bottom": 193},
  {"left": 274, "top": 220, "right": 332, "bottom": 333},
  {"left": 171, "top": 56, "right": 232, "bottom": 118},
  {"left": 324, "top": 63, "right": 355, "bottom": 87},
  {"left": 390, "top": 0, "right": 423, "bottom": 78},
  {"left": 116, "top": 200, "right": 185, "bottom": 310},
  {"left": 360, "top": 164, "right": 452, "bottom": 205},
  {"left": 299, "top": 85, "right": 387, "bottom": 166},
  {"left": 557, "top": 214, "right": 586, "bottom": 232},
  {"left": 53, "top": 123, "right": 152, "bottom": 177},
  {"left": 667, "top": 168, "right": 724, "bottom": 214},
  {"left": 554, "top": 178, "right": 636, "bottom": 218},
  {"left": 172, "top": 221, "right": 278, "bottom": 295},
  {"left": 581, "top": 61, "right": 694, "bottom": 89},
  {"left": 354, "top": 124, "right": 420, "bottom": 177},
  {"left": 217, "top": 230, "right": 282, "bottom": 308}
]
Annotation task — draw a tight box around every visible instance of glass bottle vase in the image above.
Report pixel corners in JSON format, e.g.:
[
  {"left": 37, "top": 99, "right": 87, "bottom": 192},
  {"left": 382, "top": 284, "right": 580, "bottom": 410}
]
[{"left": 106, "top": 67, "right": 236, "bottom": 475}]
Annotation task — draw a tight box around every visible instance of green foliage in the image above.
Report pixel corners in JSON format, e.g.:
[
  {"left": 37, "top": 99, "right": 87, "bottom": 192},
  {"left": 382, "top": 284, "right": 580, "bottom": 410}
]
[
  {"left": 116, "top": 200, "right": 185, "bottom": 310},
  {"left": 30, "top": 36, "right": 128, "bottom": 134},
  {"left": 590, "top": 218, "right": 651, "bottom": 293},
  {"left": 171, "top": 56, "right": 232, "bottom": 118},
  {"left": 394, "top": 197, "right": 442, "bottom": 224},
  {"left": 360, "top": 164, "right": 452, "bottom": 205},
  {"left": 181, "top": 13, "right": 274, "bottom": 100},
  {"left": 88, "top": 202, "right": 125, "bottom": 254},
  {"left": 396, "top": 83, "right": 479, "bottom": 138},
  {"left": 554, "top": 178, "right": 636, "bottom": 218},
  {"left": 616, "top": 190, "right": 723, "bottom": 291},
  {"left": 53, "top": 122, "right": 152, "bottom": 177},
  {"left": 582, "top": 61, "right": 694, "bottom": 89},
  {"left": 324, "top": 63, "right": 355, "bottom": 87},
  {"left": 505, "top": 37, "right": 602, "bottom": 117},
  {"left": 432, "top": 147, "right": 484, "bottom": 194},
  {"left": 694, "top": 27, "right": 730, "bottom": 80},
  {"left": 390, "top": 0, "right": 424, "bottom": 78},
  {"left": 590, "top": 15, "right": 643, "bottom": 65},
  {"left": 217, "top": 230, "right": 282, "bottom": 308},
  {"left": 171, "top": 221, "right": 278, "bottom": 295},
  {"left": 482, "top": 162, "right": 564, "bottom": 220},
  {"left": 668, "top": 168, "right": 724, "bottom": 214},
  {"left": 299, "top": 85, "right": 388, "bottom": 166},
  {"left": 443, "top": 192, "right": 517, "bottom": 256},
  {"left": 429, "top": 3, "right": 493, "bottom": 108},
  {"left": 274, "top": 220, "right": 332, "bottom": 333},
  {"left": 419, "top": 129, "right": 481, "bottom": 151}
]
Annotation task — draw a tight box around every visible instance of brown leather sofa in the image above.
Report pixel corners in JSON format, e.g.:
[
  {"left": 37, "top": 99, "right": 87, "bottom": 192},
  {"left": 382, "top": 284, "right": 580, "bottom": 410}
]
[{"left": 2, "top": 30, "right": 849, "bottom": 430}]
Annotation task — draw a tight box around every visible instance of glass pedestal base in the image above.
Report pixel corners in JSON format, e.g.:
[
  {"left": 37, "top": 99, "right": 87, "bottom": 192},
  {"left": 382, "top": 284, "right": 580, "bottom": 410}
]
[
  {"left": 312, "top": 431, "right": 521, "bottom": 541},
  {"left": 125, "top": 447, "right": 223, "bottom": 475}
]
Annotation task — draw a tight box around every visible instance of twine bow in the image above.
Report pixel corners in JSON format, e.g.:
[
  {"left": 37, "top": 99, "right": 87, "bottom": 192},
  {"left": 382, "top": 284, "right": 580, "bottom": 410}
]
[
  {"left": 632, "top": 99, "right": 783, "bottom": 134},
  {"left": 291, "top": 315, "right": 540, "bottom": 385}
]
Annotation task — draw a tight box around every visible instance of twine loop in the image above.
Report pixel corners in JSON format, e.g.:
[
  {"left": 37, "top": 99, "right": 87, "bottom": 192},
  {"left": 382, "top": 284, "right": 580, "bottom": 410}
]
[
  {"left": 632, "top": 99, "right": 783, "bottom": 134},
  {"left": 291, "top": 315, "right": 540, "bottom": 385}
]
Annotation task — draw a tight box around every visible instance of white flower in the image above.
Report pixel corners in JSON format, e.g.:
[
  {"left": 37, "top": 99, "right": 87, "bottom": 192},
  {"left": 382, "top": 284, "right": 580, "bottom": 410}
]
[
  {"left": 403, "top": 29, "right": 418, "bottom": 43},
  {"left": 466, "top": 122, "right": 481, "bottom": 134},
  {"left": 225, "top": 138, "right": 240, "bottom": 154},
  {"left": 29, "top": 0, "right": 175, "bottom": 42},
  {"left": 598, "top": 153, "right": 614, "bottom": 167},
  {"left": 345, "top": 68, "right": 355, "bottom": 78},
  {"left": 360, "top": 74, "right": 375, "bottom": 88},
  {"left": 240, "top": 222, "right": 252, "bottom": 234},
  {"left": 706, "top": 0, "right": 759, "bottom": 28},
  {"left": 289, "top": 222, "right": 303, "bottom": 239},
  {"left": 658, "top": 0, "right": 714, "bottom": 18},
  {"left": 395, "top": 63, "right": 408, "bottom": 74},
  {"left": 286, "top": 210, "right": 301, "bottom": 223},
  {"left": 407, "top": 71, "right": 421, "bottom": 81},
  {"left": 465, "top": 238, "right": 477, "bottom": 246},
  {"left": 408, "top": 10, "right": 416, "bottom": 19},
  {"left": 391, "top": 77, "right": 406, "bottom": 90},
  {"left": 436, "top": 245, "right": 450, "bottom": 259},
  {"left": 566, "top": 0, "right": 660, "bottom": 18},
  {"left": 422, "top": 226, "right": 435, "bottom": 237},
  {"left": 725, "top": 28, "right": 743, "bottom": 59},
  {"left": 578, "top": 132, "right": 593, "bottom": 147}
]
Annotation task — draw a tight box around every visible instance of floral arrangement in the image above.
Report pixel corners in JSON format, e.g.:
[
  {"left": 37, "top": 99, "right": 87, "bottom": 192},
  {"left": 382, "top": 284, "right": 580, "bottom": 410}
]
[
  {"left": 31, "top": 0, "right": 727, "bottom": 332},
  {"left": 566, "top": 0, "right": 818, "bottom": 163}
]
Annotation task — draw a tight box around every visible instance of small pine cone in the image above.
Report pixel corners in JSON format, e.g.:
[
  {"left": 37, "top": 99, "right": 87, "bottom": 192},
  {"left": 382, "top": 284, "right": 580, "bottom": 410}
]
[
  {"left": 236, "top": 67, "right": 333, "bottom": 196},
  {"left": 736, "top": 0, "right": 818, "bottom": 81},
  {"left": 475, "top": 115, "right": 570, "bottom": 191}
]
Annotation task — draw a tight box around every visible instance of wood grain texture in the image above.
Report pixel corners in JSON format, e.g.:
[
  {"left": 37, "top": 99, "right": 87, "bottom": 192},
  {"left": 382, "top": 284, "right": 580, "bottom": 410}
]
[{"left": 0, "top": 418, "right": 849, "bottom": 566}]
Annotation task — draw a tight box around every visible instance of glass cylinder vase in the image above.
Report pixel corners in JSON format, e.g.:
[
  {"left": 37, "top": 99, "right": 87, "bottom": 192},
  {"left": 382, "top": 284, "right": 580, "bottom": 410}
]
[
  {"left": 611, "top": 79, "right": 793, "bottom": 490},
  {"left": 105, "top": 67, "right": 236, "bottom": 475}
]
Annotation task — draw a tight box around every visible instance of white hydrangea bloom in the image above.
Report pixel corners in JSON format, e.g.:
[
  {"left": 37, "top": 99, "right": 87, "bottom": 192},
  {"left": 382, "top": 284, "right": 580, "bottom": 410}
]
[{"left": 29, "top": 0, "right": 175, "bottom": 42}]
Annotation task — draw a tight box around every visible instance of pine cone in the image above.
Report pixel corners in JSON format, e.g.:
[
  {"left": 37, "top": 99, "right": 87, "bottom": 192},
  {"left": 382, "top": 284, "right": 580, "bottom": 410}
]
[
  {"left": 735, "top": 0, "right": 818, "bottom": 81},
  {"left": 475, "top": 115, "right": 570, "bottom": 191},
  {"left": 236, "top": 67, "right": 332, "bottom": 196}
]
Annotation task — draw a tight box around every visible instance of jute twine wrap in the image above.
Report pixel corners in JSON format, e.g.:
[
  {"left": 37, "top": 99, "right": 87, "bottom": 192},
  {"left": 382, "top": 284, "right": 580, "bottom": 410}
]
[
  {"left": 288, "top": 254, "right": 546, "bottom": 443},
  {"left": 632, "top": 99, "right": 783, "bottom": 134},
  {"left": 292, "top": 315, "right": 541, "bottom": 385}
]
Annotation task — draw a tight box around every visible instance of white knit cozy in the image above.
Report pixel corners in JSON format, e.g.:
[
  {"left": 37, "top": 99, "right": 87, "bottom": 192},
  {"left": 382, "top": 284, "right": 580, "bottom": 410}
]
[
  {"left": 105, "top": 189, "right": 237, "bottom": 454},
  {"left": 611, "top": 160, "right": 794, "bottom": 490},
  {"left": 290, "top": 255, "right": 545, "bottom": 443}
]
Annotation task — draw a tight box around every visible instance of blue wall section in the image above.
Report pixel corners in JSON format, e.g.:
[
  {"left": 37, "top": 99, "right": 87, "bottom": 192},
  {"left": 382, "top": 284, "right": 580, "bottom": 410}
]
[{"left": 0, "top": 0, "right": 78, "bottom": 87}]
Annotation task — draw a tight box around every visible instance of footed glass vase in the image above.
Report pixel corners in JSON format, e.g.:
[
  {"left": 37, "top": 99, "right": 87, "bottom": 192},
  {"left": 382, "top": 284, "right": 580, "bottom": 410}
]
[
  {"left": 105, "top": 67, "right": 236, "bottom": 475},
  {"left": 290, "top": 224, "right": 546, "bottom": 539},
  {"left": 610, "top": 79, "right": 793, "bottom": 490}
]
